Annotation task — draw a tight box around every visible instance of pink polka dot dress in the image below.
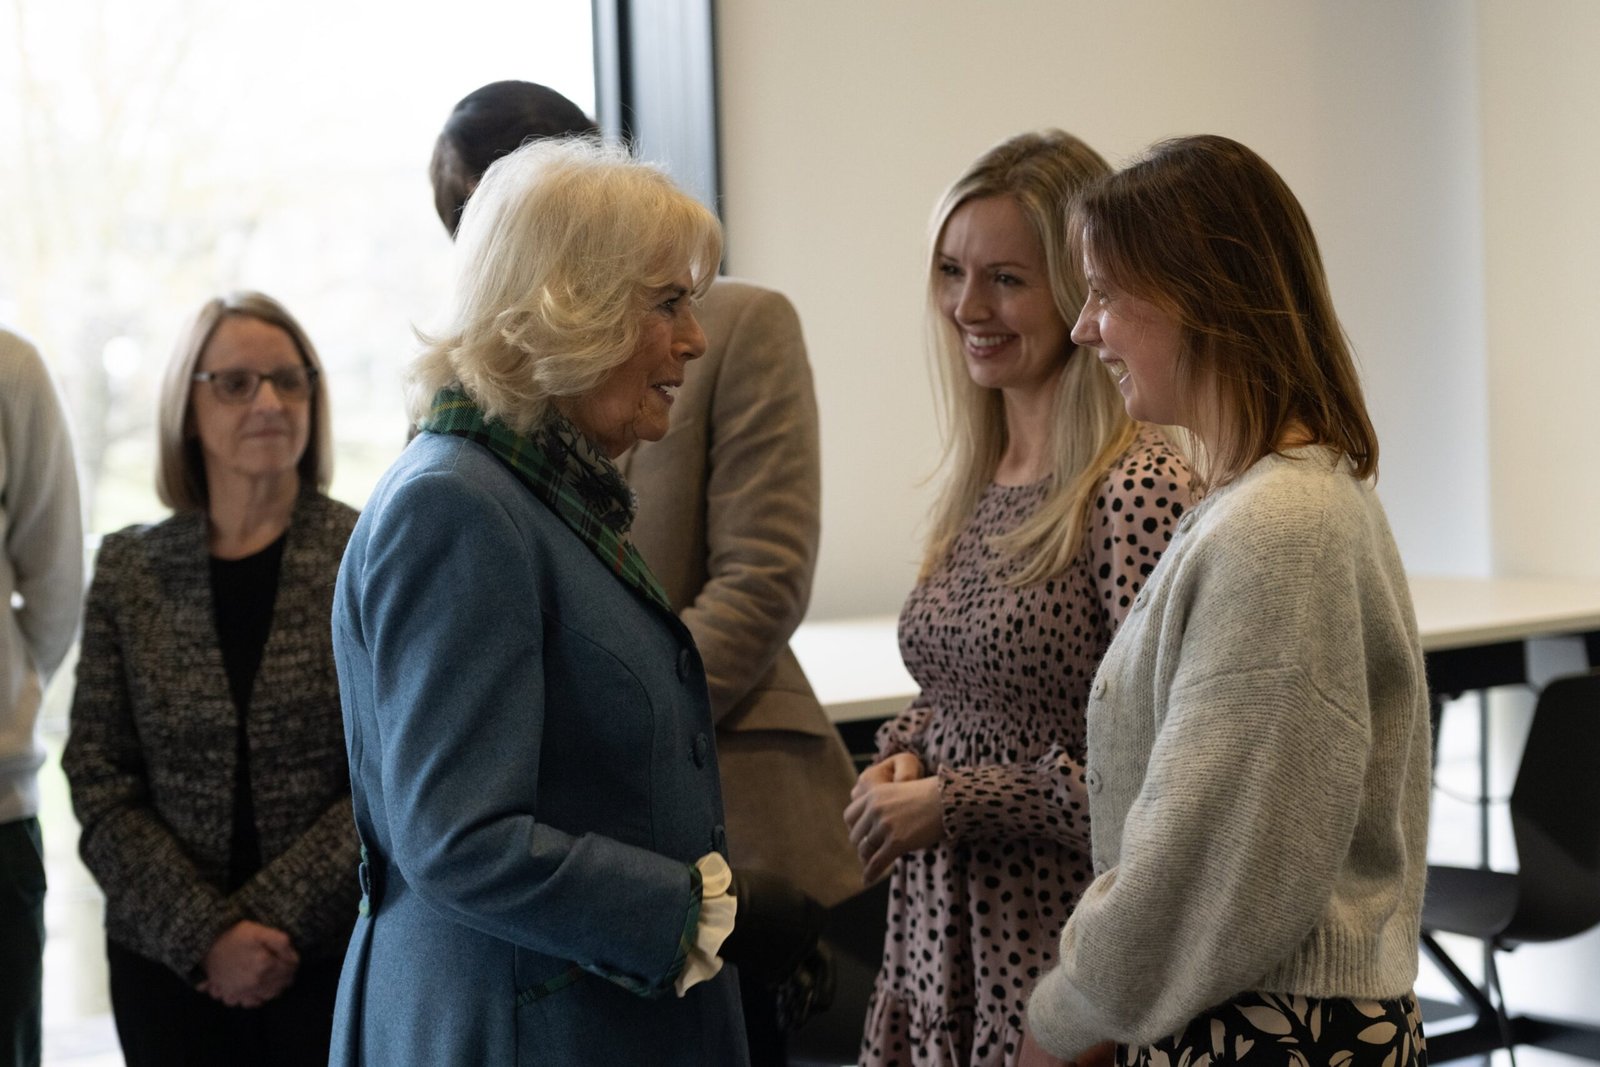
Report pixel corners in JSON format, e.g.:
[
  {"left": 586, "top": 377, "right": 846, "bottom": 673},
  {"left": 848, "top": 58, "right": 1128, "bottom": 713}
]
[{"left": 859, "top": 431, "right": 1191, "bottom": 1067}]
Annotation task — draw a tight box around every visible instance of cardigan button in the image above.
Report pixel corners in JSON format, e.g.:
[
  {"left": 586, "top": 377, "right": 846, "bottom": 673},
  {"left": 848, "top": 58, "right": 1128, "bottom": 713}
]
[
  {"left": 676, "top": 648, "right": 693, "bottom": 681},
  {"left": 1132, "top": 591, "right": 1146, "bottom": 610},
  {"left": 1093, "top": 677, "right": 1108, "bottom": 699},
  {"left": 1085, "top": 768, "right": 1103, "bottom": 794},
  {"left": 1093, "top": 860, "right": 1108, "bottom": 877},
  {"left": 693, "top": 732, "right": 709, "bottom": 768},
  {"left": 1178, "top": 512, "right": 1195, "bottom": 534}
]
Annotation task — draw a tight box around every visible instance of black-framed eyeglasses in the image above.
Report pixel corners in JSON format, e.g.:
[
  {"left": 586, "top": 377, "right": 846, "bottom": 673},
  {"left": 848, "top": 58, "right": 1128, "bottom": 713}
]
[{"left": 192, "top": 366, "right": 318, "bottom": 404}]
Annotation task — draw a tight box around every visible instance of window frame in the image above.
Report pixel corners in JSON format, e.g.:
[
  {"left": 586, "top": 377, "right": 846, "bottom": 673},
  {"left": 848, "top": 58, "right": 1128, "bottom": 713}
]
[{"left": 593, "top": 0, "right": 722, "bottom": 221}]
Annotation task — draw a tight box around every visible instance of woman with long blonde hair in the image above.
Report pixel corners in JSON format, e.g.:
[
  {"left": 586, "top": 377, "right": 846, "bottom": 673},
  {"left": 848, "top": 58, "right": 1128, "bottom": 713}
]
[{"left": 843, "top": 130, "right": 1194, "bottom": 1067}]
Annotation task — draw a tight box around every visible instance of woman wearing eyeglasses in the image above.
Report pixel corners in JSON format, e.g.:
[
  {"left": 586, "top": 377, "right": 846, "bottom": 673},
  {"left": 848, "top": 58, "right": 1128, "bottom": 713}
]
[{"left": 64, "top": 291, "right": 360, "bottom": 1066}]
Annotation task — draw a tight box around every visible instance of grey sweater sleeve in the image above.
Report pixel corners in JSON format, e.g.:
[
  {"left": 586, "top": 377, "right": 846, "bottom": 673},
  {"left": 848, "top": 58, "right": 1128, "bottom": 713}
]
[{"left": 0, "top": 332, "right": 83, "bottom": 680}]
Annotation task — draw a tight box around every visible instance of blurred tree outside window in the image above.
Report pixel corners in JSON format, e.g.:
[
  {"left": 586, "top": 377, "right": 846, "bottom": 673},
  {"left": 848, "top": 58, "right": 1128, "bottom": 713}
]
[
  {"left": 4, "top": 6, "right": 599, "bottom": 1045},
  {"left": 0, "top": 0, "right": 597, "bottom": 537}
]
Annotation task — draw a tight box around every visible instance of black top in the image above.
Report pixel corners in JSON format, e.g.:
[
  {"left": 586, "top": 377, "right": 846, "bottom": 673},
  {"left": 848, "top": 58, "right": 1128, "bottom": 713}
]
[{"left": 210, "top": 532, "right": 287, "bottom": 892}]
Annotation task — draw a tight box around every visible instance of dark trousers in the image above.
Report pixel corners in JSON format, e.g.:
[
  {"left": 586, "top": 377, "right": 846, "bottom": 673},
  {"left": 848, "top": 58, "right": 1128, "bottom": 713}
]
[
  {"left": 107, "top": 938, "right": 342, "bottom": 1067},
  {"left": 0, "top": 818, "right": 45, "bottom": 1067},
  {"left": 739, "top": 965, "right": 786, "bottom": 1067}
]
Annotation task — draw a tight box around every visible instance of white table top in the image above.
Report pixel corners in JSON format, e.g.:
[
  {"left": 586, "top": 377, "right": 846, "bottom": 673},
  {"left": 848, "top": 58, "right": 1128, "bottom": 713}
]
[
  {"left": 796, "top": 574, "right": 1600, "bottom": 723},
  {"left": 789, "top": 615, "right": 911, "bottom": 724},
  {"left": 1408, "top": 574, "right": 1600, "bottom": 653}
]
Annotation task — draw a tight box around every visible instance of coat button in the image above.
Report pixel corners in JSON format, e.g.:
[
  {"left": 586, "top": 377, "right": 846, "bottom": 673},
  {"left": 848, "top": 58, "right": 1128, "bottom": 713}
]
[
  {"left": 677, "top": 648, "right": 692, "bottom": 681},
  {"left": 693, "top": 733, "right": 709, "bottom": 768},
  {"left": 712, "top": 825, "right": 727, "bottom": 853},
  {"left": 1085, "top": 768, "right": 1103, "bottom": 794}
]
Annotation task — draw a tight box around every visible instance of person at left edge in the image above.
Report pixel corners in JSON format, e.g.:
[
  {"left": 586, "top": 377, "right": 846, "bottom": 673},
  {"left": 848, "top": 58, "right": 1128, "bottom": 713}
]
[
  {"left": 329, "top": 137, "right": 815, "bottom": 1066},
  {"left": 0, "top": 326, "right": 83, "bottom": 1067},
  {"left": 63, "top": 292, "right": 359, "bottom": 1066}
]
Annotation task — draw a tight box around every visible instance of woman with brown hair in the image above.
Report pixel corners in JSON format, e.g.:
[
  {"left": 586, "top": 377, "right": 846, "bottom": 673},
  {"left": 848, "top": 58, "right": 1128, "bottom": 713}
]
[
  {"left": 844, "top": 130, "right": 1192, "bottom": 1067},
  {"left": 65, "top": 291, "right": 358, "bottom": 1065},
  {"left": 1026, "top": 135, "right": 1430, "bottom": 1067}
]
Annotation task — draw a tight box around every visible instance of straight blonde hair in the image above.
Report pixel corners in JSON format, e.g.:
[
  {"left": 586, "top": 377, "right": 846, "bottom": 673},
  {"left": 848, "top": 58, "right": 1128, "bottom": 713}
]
[
  {"left": 922, "top": 130, "right": 1136, "bottom": 586},
  {"left": 409, "top": 137, "right": 723, "bottom": 434},
  {"left": 156, "top": 291, "right": 333, "bottom": 511}
]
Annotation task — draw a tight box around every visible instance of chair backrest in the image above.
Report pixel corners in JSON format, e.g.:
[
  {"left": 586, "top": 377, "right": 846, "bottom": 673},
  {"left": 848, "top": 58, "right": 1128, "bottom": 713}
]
[{"left": 1504, "top": 671, "right": 1600, "bottom": 944}]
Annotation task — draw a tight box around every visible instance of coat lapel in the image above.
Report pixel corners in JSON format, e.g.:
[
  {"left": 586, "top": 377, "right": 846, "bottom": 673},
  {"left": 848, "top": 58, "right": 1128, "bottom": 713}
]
[{"left": 151, "top": 512, "right": 237, "bottom": 732}]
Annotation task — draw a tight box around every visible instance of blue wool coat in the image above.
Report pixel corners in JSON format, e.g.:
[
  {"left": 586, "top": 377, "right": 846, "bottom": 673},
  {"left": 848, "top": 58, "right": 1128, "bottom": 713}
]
[{"left": 329, "top": 433, "right": 747, "bottom": 1067}]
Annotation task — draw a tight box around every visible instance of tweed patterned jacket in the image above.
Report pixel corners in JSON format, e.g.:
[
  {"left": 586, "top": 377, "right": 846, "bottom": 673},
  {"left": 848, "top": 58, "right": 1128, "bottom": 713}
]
[{"left": 64, "top": 491, "right": 360, "bottom": 979}]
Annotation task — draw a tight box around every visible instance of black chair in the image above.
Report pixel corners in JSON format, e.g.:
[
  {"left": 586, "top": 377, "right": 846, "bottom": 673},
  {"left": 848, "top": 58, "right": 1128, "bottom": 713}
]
[{"left": 1421, "top": 671, "right": 1600, "bottom": 1063}]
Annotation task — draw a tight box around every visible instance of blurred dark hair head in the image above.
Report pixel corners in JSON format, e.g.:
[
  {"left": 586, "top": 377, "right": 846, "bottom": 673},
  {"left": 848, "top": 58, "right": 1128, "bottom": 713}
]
[{"left": 430, "top": 80, "right": 599, "bottom": 237}]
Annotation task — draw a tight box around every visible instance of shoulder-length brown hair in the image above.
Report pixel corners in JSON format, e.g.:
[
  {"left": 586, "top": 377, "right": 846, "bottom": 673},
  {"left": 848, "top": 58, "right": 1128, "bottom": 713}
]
[
  {"left": 156, "top": 291, "right": 333, "bottom": 511},
  {"left": 922, "top": 129, "right": 1134, "bottom": 585},
  {"left": 1070, "top": 134, "right": 1377, "bottom": 492}
]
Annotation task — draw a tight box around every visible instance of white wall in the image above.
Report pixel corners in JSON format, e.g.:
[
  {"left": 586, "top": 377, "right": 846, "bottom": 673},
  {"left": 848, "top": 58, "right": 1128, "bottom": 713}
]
[
  {"left": 716, "top": 0, "right": 1494, "bottom": 619},
  {"left": 1480, "top": 0, "right": 1600, "bottom": 578}
]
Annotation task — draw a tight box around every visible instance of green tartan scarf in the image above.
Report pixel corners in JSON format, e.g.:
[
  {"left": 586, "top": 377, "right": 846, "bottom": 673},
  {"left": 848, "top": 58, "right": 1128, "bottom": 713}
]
[{"left": 417, "top": 389, "right": 672, "bottom": 614}]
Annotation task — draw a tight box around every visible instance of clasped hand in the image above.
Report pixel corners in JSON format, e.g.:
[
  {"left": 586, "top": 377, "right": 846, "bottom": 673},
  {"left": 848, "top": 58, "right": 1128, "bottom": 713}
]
[
  {"left": 197, "top": 919, "right": 300, "bottom": 1008},
  {"left": 1018, "top": 1031, "right": 1116, "bottom": 1067},
  {"left": 843, "top": 751, "right": 943, "bottom": 884}
]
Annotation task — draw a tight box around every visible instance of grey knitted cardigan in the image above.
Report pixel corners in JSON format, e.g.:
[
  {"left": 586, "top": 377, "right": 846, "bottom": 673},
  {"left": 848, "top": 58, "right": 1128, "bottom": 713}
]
[
  {"left": 64, "top": 491, "right": 360, "bottom": 979},
  {"left": 1027, "top": 449, "right": 1431, "bottom": 1055}
]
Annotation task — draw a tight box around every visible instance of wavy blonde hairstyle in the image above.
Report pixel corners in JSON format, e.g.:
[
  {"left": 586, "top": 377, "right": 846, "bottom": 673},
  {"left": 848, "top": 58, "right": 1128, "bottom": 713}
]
[
  {"left": 1069, "top": 135, "right": 1377, "bottom": 492},
  {"left": 922, "top": 130, "right": 1135, "bottom": 586},
  {"left": 156, "top": 290, "right": 333, "bottom": 512},
  {"left": 409, "top": 137, "right": 723, "bottom": 434}
]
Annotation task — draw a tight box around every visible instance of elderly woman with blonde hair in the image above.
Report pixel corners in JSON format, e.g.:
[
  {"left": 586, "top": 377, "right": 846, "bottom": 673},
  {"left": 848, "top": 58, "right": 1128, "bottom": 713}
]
[{"left": 329, "top": 138, "right": 817, "bottom": 1067}]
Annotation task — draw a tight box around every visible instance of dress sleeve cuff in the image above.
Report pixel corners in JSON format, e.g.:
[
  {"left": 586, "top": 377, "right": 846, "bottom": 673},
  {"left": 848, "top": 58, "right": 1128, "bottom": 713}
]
[
  {"left": 936, "top": 764, "right": 971, "bottom": 841},
  {"left": 674, "top": 851, "right": 736, "bottom": 997}
]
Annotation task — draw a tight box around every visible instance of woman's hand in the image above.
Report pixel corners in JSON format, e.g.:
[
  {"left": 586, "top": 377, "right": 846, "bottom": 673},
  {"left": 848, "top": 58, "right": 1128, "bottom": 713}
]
[
  {"left": 197, "top": 920, "right": 300, "bottom": 1008},
  {"left": 1018, "top": 1027, "right": 1070, "bottom": 1067},
  {"left": 1071, "top": 1041, "right": 1117, "bottom": 1067},
  {"left": 851, "top": 751, "right": 925, "bottom": 793},
  {"left": 844, "top": 753, "right": 942, "bottom": 883},
  {"left": 1018, "top": 1031, "right": 1115, "bottom": 1067}
]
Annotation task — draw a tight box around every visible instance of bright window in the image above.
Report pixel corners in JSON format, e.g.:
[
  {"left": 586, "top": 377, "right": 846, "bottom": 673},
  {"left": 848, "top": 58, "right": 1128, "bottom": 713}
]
[{"left": 0, "top": 0, "right": 596, "bottom": 532}]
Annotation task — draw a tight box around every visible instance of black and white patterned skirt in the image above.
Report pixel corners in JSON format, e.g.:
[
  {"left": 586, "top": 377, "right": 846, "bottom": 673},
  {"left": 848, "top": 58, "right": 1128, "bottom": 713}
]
[{"left": 1118, "top": 991, "right": 1426, "bottom": 1067}]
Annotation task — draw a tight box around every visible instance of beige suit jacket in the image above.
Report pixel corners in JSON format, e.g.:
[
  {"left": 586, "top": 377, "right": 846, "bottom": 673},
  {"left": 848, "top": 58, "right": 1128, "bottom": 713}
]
[{"left": 619, "top": 277, "right": 862, "bottom": 906}]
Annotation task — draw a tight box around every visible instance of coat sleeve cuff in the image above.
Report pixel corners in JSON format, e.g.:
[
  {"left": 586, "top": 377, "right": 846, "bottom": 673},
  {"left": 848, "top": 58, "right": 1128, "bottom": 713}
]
[
  {"left": 586, "top": 859, "right": 706, "bottom": 999},
  {"left": 675, "top": 852, "right": 734, "bottom": 996}
]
